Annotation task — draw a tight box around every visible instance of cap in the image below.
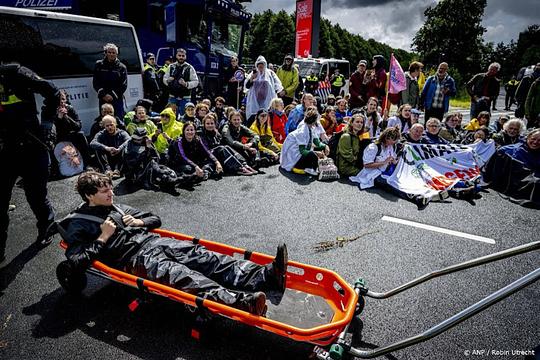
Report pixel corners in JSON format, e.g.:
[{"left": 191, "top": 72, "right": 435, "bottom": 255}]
[
  {"left": 284, "top": 54, "right": 294, "bottom": 60},
  {"left": 131, "top": 127, "right": 148, "bottom": 140},
  {"left": 147, "top": 52, "right": 155, "bottom": 59},
  {"left": 327, "top": 94, "right": 336, "bottom": 99},
  {"left": 411, "top": 108, "right": 423, "bottom": 115},
  {"left": 185, "top": 102, "right": 195, "bottom": 109},
  {"left": 358, "top": 60, "right": 367, "bottom": 66}
]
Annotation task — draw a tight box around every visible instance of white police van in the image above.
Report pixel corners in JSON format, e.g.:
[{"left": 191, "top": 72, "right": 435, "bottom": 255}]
[
  {"left": 294, "top": 57, "right": 350, "bottom": 99},
  {"left": 0, "top": 6, "right": 144, "bottom": 133}
]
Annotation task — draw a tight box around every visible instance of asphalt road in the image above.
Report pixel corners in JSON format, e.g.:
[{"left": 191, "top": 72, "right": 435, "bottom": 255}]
[{"left": 1, "top": 153, "right": 539, "bottom": 360}]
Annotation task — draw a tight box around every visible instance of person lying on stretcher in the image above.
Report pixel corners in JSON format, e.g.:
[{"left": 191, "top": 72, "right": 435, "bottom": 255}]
[{"left": 60, "top": 171, "right": 288, "bottom": 316}]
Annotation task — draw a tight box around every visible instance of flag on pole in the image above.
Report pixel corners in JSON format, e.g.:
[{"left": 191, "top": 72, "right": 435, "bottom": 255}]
[
  {"left": 388, "top": 53, "right": 407, "bottom": 94},
  {"left": 316, "top": 79, "right": 331, "bottom": 102}
]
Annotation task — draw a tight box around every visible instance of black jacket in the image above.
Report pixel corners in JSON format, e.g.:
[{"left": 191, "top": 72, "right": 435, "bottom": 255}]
[
  {"left": 0, "top": 64, "right": 59, "bottom": 147},
  {"left": 62, "top": 203, "right": 161, "bottom": 270},
  {"left": 93, "top": 58, "right": 128, "bottom": 101}
]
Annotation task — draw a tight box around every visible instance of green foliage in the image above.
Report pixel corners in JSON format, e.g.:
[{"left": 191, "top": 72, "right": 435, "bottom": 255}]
[
  {"left": 412, "top": 0, "right": 487, "bottom": 80},
  {"left": 243, "top": 9, "right": 414, "bottom": 68}
]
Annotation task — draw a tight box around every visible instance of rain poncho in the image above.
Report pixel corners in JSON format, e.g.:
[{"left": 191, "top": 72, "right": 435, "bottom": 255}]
[
  {"left": 244, "top": 56, "right": 283, "bottom": 119},
  {"left": 154, "top": 108, "right": 183, "bottom": 154}
]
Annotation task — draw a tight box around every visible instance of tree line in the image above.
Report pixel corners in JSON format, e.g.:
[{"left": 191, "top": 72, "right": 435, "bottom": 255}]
[
  {"left": 243, "top": 2, "right": 538, "bottom": 89},
  {"left": 243, "top": 9, "right": 414, "bottom": 70}
]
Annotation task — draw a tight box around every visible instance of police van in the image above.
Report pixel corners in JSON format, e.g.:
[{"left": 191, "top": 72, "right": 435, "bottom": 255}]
[
  {"left": 294, "top": 57, "right": 350, "bottom": 99},
  {"left": 0, "top": 6, "right": 144, "bottom": 133}
]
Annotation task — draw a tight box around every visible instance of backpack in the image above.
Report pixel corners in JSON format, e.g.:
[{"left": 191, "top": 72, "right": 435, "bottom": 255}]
[{"left": 327, "top": 130, "right": 346, "bottom": 160}]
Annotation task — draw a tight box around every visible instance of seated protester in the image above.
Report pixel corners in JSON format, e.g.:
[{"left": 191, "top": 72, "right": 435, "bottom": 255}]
[
  {"left": 198, "top": 114, "right": 257, "bottom": 176},
  {"left": 324, "top": 94, "right": 337, "bottom": 108},
  {"left": 359, "top": 97, "right": 382, "bottom": 138},
  {"left": 320, "top": 106, "right": 338, "bottom": 136},
  {"left": 180, "top": 102, "right": 197, "bottom": 123},
  {"left": 268, "top": 98, "right": 287, "bottom": 143},
  {"left": 280, "top": 106, "right": 330, "bottom": 175},
  {"left": 387, "top": 104, "right": 413, "bottom": 134},
  {"left": 89, "top": 103, "right": 125, "bottom": 142},
  {"left": 455, "top": 112, "right": 464, "bottom": 132},
  {"left": 201, "top": 98, "right": 212, "bottom": 108},
  {"left": 90, "top": 115, "right": 130, "bottom": 177},
  {"left": 350, "top": 127, "right": 431, "bottom": 208},
  {"left": 410, "top": 108, "right": 422, "bottom": 125},
  {"left": 249, "top": 109, "right": 281, "bottom": 165},
  {"left": 168, "top": 121, "right": 223, "bottom": 181},
  {"left": 439, "top": 113, "right": 460, "bottom": 143},
  {"left": 122, "top": 128, "right": 180, "bottom": 192},
  {"left": 423, "top": 118, "right": 449, "bottom": 144},
  {"left": 463, "top": 110, "right": 491, "bottom": 132},
  {"left": 285, "top": 93, "right": 315, "bottom": 135},
  {"left": 489, "top": 114, "right": 510, "bottom": 134},
  {"left": 126, "top": 106, "right": 157, "bottom": 138},
  {"left": 123, "top": 98, "right": 158, "bottom": 127},
  {"left": 284, "top": 103, "right": 296, "bottom": 118},
  {"left": 336, "top": 113, "right": 371, "bottom": 176},
  {"left": 402, "top": 123, "right": 428, "bottom": 144},
  {"left": 351, "top": 126, "right": 400, "bottom": 189},
  {"left": 212, "top": 96, "right": 227, "bottom": 126},
  {"left": 222, "top": 110, "right": 261, "bottom": 167},
  {"left": 492, "top": 119, "right": 524, "bottom": 147},
  {"left": 499, "top": 129, "right": 540, "bottom": 175},
  {"left": 43, "top": 89, "right": 93, "bottom": 169},
  {"left": 472, "top": 126, "right": 491, "bottom": 144},
  {"left": 153, "top": 108, "right": 183, "bottom": 159},
  {"left": 61, "top": 171, "right": 289, "bottom": 315},
  {"left": 194, "top": 102, "right": 209, "bottom": 130},
  {"left": 334, "top": 98, "right": 352, "bottom": 124}
]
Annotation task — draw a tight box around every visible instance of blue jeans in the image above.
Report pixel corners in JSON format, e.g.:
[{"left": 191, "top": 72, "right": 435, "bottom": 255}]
[{"left": 168, "top": 97, "right": 189, "bottom": 117}]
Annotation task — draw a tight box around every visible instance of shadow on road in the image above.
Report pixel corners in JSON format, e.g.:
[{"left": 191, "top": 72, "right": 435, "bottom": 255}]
[
  {"left": 278, "top": 167, "right": 317, "bottom": 185},
  {"left": 0, "top": 242, "right": 45, "bottom": 297},
  {"left": 22, "top": 282, "right": 314, "bottom": 359}
]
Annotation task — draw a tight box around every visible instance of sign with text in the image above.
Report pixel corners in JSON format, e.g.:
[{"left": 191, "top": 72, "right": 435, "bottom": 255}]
[
  {"left": 0, "top": 0, "right": 72, "bottom": 10},
  {"left": 295, "top": 0, "right": 313, "bottom": 58}
]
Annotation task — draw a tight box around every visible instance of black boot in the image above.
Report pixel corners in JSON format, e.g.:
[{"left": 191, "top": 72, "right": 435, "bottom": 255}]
[
  {"left": 236, "top": 291, "right": 267, "bottom": 316},
  {"left": 269, "top": 243, "right": 288, "bottom": 292}
]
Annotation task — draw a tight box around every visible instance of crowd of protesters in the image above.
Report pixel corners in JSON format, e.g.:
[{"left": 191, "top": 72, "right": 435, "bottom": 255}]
[{"left": 47, "top": 43, "right": 539, "bottom": 208}]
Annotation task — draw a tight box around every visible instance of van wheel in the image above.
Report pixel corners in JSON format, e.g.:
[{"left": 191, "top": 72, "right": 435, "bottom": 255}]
[{"left": 56, "top": 260, "right": 87, "bottom": 293}]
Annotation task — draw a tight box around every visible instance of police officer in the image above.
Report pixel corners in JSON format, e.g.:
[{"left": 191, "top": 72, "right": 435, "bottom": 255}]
[
  {"left": 0, "top": 63, "right": 60, "bottom": 263},
  {"left": 330, "top": 68, "right": 345, "bottom": 97},
  {"left": 143, "top": 53, "right": 160, "bottom": 103},
  {"left": 305, "top": 70, "right": 319, "bottom": 95},
  {"left": 163, "top": 48, "right": 199, "bottom": 116}
]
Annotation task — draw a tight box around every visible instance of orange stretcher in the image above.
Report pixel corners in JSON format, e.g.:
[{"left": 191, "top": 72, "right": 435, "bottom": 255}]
[{"left": 57, "top": 231, "right": 539, "bottom": 360}]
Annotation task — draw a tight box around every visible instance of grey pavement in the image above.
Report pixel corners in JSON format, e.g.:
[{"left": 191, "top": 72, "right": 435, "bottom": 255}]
[{"left": 1, "top": 163, "right": 538, "bottom": 360}]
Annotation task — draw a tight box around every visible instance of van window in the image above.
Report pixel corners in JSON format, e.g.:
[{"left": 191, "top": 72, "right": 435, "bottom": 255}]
[
  {"left": 329, "top": 62, "right": 350, "bottom": 78},
  {"left": 0, "top": 13, "right": 142, "bottom": 78}
]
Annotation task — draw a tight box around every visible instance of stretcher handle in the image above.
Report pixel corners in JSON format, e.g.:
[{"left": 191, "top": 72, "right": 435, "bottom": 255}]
[
  {"left": 347, "top": 267, "right": 540, "bottom": 358},
  {"left": 365, "top": 240, "right": 540, "bottom": 299}
]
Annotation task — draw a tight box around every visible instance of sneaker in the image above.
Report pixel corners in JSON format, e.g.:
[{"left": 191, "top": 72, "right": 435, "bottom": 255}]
[
  {"left": 237, "top": 167, "right": 252, "bottom": 176},
  {"left": 272, "top": 243, "right": 288, "bottom": 292},
  {"left": 8, "top": 204, "right": 16, "bottom": 212},
  {"left": 239, "top": 291, "right": 267, "bottom": 316},
  {"left": 304, "top": 168, "right": 319, "bottom": 176},
  {"left": 414, "top": 195, "right": 429, "bottom": 210}
]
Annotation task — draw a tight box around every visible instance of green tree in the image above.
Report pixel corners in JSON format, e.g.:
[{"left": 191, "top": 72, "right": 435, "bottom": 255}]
[
  {"left": 246, "top": 10, "right": 274, "bottom": 64},
  {"left": 266, "top": 10, "right": 295, "bottom": 64},
  {"left": 412, "top": 0, "right": 487, "bottom": 79}
]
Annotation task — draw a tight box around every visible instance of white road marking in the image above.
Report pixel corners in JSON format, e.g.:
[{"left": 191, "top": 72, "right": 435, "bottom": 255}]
[{"left": 381, "top": 216, "right": 496, "bottom": 244}]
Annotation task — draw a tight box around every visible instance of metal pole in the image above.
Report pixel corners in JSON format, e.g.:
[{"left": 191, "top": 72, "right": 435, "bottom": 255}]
[
  {"left": 365, "top": 241, "right": 540, "bottom": 299},
  {"left": 349, "top": 267, "right": 540, "bottom": 358}
]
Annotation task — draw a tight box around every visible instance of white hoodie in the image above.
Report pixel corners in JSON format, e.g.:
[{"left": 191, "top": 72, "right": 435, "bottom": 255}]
[{"left": 244, "top": 55, "right": 283, "bottom": 119}]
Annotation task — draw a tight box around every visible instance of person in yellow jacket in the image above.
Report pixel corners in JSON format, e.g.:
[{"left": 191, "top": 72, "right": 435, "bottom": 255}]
[
  {"left": 276, "top": 54, "right": 299, "bottom": 106},
  {"left": 250, "top": 109, "right": 281, "bottom": 164},
  {"left": 154, "top": 107, "right": 183, "bottom": 154},
  {"left": 463, "top": 111, "right": 491, "bottom": 131},
  {"left": 126, "top": 106, "right": 157, "bottom": 138}
]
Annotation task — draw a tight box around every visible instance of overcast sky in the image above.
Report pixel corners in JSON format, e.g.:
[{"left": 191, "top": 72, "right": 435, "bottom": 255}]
[{"left": 245, "top": 0, "right": 539, "bottom": 51}]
